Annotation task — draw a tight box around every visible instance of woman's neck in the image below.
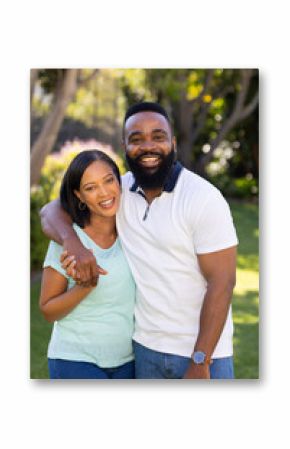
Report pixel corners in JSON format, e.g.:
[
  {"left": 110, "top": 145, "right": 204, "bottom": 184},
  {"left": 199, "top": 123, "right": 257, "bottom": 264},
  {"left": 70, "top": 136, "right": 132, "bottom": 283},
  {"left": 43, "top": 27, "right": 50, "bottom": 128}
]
[{"left": 83, "top": 214, "right": 117, "bottom": 248}]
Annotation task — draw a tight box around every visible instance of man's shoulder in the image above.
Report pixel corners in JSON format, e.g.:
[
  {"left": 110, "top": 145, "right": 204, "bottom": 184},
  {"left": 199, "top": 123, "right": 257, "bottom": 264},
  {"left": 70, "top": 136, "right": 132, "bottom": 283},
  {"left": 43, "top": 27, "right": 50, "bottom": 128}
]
[
  {"left": 179, "top": 167, "right": 220, "bottom": 198},
  {"left": 121, "top": 171, "right": 134, "bottom": 189}
]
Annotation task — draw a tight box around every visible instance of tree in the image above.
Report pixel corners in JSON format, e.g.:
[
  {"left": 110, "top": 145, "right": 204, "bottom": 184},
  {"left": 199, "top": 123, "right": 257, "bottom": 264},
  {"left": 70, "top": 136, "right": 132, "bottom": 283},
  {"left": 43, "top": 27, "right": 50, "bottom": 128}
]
[
  {"left": 30, "top": 69, "right": 98, "bottom": 186},
  {"left": 194, "top": 69, "right": 258, "bottom": 176},
  {"left": 30, "top": 69, "right": 79, "bottom": 186},
  {"left": 143, "top": 69, "right": 259, "bottom": 178}
]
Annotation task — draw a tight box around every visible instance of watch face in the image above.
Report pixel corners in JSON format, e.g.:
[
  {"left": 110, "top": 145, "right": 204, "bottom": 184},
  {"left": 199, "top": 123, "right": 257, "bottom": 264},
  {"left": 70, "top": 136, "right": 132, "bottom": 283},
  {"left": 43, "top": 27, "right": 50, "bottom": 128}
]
[{"left": 193, "top": 351, "right": 206, "bottom": 364}]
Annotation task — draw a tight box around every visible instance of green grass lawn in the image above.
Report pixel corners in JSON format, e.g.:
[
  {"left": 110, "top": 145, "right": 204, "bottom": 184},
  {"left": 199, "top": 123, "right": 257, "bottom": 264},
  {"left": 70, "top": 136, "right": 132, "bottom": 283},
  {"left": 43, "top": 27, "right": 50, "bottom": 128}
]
[
  {"left": 30, "top": 280, "right": 52, "bottom": 379},
  {"left": 30, "top": 199, "right": 259, "bottom": 379},
  {"left": 230, "top": 200, "right": 259, "bottom": 379}
]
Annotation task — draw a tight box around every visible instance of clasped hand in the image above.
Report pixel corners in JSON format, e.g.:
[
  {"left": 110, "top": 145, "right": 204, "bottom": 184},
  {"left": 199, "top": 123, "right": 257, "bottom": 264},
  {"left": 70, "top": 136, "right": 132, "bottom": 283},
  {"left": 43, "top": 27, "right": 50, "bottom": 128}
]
[{"left": 60, "top": 247, "right": 107, "bottom": 287}]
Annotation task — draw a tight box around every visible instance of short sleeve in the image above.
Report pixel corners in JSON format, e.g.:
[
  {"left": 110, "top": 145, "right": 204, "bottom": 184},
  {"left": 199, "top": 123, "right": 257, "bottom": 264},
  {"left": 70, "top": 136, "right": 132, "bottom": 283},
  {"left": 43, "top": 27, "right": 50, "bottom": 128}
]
[
  {"left": 43, "top": 241, "right": 69, "bottom": 279},
  {"left": 121, "top": 172, "right": 134, "bottom": 189},
  {"left": 193, "top": 190, "right": 238, "bottom": 254}
]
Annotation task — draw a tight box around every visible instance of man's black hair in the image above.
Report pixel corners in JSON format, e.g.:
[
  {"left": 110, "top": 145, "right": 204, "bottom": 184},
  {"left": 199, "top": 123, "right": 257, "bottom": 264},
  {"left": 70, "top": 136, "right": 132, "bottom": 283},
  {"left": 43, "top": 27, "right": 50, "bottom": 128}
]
[
  {"left": 124, "top": 101, "right": 170, "bottom": 124},
  {"left": 60, "top": 150, "right": 121, "bottom": 228},
  {"left": 123, "top": 102, "right": 172, "bottom": 139}
]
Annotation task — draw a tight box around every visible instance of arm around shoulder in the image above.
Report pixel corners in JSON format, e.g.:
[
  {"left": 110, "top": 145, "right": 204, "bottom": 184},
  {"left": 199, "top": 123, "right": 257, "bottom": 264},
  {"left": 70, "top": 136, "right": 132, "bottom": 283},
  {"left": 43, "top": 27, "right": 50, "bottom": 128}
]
[
  {"left": 40, "top": 199, "right": 100, "bottom": 285},
  {"left": 40, "top": 198, "right": 73, "bottom": 244}
]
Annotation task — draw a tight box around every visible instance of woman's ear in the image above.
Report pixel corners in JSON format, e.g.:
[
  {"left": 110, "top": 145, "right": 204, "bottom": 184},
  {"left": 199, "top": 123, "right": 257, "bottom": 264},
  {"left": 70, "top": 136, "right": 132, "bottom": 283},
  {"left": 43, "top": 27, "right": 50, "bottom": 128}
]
[{"left": 74, "top": 190, "right": 81, "bottom": 201}]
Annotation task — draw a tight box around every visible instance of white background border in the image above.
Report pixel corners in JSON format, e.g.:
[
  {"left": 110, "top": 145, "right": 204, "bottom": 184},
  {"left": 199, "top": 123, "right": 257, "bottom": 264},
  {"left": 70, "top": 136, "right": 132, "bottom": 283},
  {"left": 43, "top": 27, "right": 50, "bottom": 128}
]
[{"left": 1, "top": 1, "right": 288, "bottom": 447}]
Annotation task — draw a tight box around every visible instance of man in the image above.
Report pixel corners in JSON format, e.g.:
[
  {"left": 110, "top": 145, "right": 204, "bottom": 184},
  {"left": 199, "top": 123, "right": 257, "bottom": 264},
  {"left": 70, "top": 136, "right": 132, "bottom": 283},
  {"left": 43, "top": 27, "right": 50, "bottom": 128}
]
[{"left": 40, "top": 102, "right": 238, "bottom": 379}]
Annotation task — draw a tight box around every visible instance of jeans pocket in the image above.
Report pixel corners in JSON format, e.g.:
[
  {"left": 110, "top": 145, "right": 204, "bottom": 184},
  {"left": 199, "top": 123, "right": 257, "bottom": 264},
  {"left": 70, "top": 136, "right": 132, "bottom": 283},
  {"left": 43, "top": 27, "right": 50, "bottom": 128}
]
[{"left": 164, "top": 354, "right": 191, "bottom": 379}]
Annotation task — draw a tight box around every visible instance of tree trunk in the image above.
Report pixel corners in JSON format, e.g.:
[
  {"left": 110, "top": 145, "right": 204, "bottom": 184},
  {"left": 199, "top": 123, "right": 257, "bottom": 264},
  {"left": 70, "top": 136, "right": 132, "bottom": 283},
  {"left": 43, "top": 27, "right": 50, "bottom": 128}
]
[
  {"left": 194, "top": 70, "right": 258, "bottom": 177},
  {"left": 172, "top": 91, "right": 195, "bottom": 168},
  {"left": 172, "top": 70, "right": 215, "bottom": 170},
  {"left": 30, "top": 69, "right": 39, "bottom": 106},
  {"left": 30, "top": 69, "right": 79, "bottom": 186}
]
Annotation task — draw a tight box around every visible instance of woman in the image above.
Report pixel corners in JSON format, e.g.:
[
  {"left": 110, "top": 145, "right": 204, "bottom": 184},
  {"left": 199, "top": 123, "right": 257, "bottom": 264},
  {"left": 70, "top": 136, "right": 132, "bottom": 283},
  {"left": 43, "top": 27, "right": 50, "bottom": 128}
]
[{"left": 39, "top": 150, "right": 135, "bottom": 379}]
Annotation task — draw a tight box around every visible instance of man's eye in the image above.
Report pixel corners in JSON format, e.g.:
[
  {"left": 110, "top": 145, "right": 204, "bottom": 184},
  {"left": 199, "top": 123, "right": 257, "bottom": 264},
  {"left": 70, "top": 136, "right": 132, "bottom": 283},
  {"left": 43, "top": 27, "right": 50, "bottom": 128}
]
[
  {"left": 130, "top": 137, "right": 141, "bottom": 144},
  {"left": 154, "top": 134, "right": 165, "bottom": 141},
  {"left": 106, "top": 177, "right": 114, "bottom": 183}
]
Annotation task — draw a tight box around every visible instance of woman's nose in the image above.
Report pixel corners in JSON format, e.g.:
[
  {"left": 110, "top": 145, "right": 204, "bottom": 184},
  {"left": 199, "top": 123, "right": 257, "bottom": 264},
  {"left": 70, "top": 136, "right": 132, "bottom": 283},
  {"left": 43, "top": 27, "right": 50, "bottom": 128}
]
[{"left": 98, "top": 185, "right": 109, "bottom": 197}]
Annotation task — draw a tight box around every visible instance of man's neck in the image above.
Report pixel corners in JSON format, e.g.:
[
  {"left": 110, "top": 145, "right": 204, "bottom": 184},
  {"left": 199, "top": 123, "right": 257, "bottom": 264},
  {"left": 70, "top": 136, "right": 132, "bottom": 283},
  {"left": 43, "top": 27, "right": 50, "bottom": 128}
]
[{"left": 143, "top": 187, "right": 163, "bottom": 204}]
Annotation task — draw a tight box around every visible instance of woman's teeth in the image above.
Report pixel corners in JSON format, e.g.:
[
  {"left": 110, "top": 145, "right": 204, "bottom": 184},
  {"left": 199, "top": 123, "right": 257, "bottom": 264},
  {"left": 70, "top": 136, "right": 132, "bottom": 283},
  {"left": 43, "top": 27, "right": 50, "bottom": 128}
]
[{"left": 99, "top": 198, "right": 114, "bottom": 208}]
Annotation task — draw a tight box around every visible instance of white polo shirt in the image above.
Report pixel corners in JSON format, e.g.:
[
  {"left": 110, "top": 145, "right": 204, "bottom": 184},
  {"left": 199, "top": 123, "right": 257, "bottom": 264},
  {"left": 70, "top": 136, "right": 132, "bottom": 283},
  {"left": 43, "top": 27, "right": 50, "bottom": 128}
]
[{"left": 116, "top": 162, "right": 238, "bottom": 358}]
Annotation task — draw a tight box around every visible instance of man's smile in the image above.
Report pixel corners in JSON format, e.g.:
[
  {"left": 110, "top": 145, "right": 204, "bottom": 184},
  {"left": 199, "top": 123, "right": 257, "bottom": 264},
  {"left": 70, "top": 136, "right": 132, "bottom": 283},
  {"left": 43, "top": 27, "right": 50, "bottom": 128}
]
[{"left": 137, "top": 154, "right": 162, "bottom": 168}]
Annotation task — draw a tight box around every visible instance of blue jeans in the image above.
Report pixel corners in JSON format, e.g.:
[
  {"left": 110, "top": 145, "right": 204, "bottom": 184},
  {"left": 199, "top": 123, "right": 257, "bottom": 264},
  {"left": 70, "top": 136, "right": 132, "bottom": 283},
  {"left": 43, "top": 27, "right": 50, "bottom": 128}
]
[
  {"left": 48, "top": 358, "right": 135, "bottom": 379},
  {"left": 133, "top": 341, "right": 234, "bottom": 379}
]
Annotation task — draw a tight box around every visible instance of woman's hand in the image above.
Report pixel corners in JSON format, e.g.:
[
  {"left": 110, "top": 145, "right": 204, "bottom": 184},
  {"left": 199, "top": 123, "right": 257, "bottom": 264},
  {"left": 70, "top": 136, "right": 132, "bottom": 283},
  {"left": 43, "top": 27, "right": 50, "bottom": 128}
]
[{"left": 61, "top": 245, "right": 108, "bottom": 287}]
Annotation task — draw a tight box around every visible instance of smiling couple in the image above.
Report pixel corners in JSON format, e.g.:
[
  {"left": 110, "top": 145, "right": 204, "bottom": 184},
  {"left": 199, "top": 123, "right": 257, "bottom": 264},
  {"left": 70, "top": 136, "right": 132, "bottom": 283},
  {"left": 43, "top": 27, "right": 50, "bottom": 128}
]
[{"left": 40, "top": 102, "right": 238, "bottom": 379}]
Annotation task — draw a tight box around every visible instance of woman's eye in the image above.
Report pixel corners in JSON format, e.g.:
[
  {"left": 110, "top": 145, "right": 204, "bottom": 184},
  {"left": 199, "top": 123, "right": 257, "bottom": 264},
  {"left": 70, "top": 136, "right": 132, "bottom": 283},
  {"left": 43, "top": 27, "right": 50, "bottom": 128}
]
[{"left": 106, "top": 177, "right": 114, "bottom": 184}]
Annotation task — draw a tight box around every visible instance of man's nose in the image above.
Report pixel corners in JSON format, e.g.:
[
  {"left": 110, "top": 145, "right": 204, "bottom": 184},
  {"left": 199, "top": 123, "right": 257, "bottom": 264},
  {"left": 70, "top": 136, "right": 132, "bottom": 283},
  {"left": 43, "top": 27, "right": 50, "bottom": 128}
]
[{"left": 140, "top": 139, "right": 156, "bottom": 151}]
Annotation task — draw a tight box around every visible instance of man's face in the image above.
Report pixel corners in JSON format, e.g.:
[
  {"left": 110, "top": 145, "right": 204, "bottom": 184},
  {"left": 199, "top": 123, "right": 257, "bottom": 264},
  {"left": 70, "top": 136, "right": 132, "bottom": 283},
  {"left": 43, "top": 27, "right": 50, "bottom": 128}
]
[{"left": 123, "top": 111, "right": 176, "bottom": 189}]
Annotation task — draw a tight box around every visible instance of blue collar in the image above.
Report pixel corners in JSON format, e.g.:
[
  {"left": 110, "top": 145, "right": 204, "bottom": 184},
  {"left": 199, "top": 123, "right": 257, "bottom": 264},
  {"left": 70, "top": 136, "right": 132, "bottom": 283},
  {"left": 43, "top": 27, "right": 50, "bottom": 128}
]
[{"left": 129, "top": 161, "right": 184, "bottom": 193}]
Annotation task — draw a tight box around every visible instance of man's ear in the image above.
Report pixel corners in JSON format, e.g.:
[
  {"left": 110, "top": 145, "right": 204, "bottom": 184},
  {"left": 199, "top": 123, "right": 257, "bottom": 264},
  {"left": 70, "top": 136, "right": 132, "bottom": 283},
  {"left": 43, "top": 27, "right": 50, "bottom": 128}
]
[{"left": 172, "top": 136, "right": 177, "bottom": 153}]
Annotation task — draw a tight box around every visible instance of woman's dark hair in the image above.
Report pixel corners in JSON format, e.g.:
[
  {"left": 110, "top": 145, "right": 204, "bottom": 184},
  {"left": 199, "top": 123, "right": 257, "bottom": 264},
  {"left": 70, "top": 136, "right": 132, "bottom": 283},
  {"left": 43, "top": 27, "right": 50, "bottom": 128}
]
[{"left": 60, "top": 150, "right": 121, "bottom": 228}]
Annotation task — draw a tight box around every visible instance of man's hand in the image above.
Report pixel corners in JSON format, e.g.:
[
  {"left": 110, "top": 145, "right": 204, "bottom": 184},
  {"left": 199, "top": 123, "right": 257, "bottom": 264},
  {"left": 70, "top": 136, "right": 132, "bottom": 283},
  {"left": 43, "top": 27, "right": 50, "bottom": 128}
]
[
  {"left": 62, "top": 238, "right": 108, "bottom": 287},
  {"left": 183, "top": 361, "right": 210, "bottom": 379}
]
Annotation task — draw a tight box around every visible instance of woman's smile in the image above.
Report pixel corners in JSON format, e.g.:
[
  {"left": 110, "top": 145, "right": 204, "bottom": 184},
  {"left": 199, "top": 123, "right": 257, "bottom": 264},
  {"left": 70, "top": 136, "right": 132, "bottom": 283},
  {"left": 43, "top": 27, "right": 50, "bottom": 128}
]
[{"left": 98, "top": 198, "right": 115, "bottom": 209}]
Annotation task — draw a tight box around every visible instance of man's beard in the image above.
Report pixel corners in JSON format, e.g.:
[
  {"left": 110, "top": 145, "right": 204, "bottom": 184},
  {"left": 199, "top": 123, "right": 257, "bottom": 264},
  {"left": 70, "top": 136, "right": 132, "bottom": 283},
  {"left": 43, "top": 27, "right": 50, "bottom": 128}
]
[{"left": 126, "top": 147, "right": 176, "bottom": 190}]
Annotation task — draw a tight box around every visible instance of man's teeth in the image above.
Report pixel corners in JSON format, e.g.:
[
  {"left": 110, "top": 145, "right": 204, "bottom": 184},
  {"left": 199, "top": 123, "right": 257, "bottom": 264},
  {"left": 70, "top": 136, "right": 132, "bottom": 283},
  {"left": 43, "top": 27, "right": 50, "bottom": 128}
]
[
  {"left": 99, "top": 199, "right": 114, "bottom": 206},
  {"left": 141, "top": 156, "right": 159, "bottom": 161}
]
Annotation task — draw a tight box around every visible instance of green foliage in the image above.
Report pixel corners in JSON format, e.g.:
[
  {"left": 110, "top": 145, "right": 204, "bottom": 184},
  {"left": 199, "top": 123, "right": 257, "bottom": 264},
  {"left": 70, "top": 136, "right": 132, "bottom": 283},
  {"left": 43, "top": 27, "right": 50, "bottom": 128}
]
[
  {"left": 30, "top": 141, "right": 126, "bottom": 270},
  {"left": 142, "top": 68, "right": 258, "bottom": 184},
  {"left": 32, "top": 68, "right": 258, "bottom": 200},
  {"left": 38, "top": 69, "right": 66, "bottom": 93},
  {"left": 30, "top": 186, "right": 50, "bottom": 270},
  {"left": 209, "top": 173, "right": 258, "bottom": 199}
]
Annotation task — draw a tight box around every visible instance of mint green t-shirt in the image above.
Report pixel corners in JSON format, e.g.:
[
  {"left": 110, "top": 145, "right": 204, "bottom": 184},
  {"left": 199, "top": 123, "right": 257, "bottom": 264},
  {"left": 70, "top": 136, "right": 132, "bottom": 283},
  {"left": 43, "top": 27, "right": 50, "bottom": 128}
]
[{"left": 43, "top": 224, "right": 135, "bottom": 368}]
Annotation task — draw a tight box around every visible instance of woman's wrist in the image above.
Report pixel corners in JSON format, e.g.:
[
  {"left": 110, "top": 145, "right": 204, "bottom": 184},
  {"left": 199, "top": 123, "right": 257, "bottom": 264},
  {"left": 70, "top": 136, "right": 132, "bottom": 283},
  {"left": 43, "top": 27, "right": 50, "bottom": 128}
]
[{"left": 72, "top": 283, "right": 94, "bottom": 296}]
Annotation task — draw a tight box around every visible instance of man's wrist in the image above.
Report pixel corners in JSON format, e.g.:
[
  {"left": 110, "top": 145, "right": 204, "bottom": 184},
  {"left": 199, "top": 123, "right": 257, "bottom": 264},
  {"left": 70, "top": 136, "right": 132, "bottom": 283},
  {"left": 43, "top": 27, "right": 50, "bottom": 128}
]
[
  {"left": 62, "top": 230, "right": 80, "bottom": 248},
  {"left": 191, "top": 350, "right": 212, "bottom": 365},
  {"left": 62, "top": 228, "right": 77, "bottom": 241}
]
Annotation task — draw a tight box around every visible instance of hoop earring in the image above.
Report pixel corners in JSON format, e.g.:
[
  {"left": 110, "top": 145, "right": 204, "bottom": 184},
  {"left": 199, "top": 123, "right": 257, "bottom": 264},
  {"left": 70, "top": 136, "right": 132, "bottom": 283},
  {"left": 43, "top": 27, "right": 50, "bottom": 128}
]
[{"left": 78, "top": 200, "right": 87, "bottom": 211}]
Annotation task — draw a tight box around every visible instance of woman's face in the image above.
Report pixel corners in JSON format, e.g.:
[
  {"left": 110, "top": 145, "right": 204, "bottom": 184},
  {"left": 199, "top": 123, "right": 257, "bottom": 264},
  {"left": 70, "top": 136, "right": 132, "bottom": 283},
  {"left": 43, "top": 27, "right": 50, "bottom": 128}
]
[{"left": 75, "top": 160, "right": 121, "bottom": 218}]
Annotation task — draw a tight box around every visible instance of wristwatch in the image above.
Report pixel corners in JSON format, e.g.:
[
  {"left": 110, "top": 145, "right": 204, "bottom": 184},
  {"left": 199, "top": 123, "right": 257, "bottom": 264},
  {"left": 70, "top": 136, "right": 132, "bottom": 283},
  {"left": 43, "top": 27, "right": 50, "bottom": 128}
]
[{"left": 191, "top": 351, "right": 212, "bottom": 365}]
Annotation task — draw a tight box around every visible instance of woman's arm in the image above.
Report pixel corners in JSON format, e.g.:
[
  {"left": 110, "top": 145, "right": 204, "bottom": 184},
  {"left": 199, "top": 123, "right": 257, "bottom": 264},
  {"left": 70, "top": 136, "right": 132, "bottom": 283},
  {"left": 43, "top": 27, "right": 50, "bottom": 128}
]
[
  {"left": 39, "top": 267, "right": 94, "bottom": 322},
  {"left": 40, "top": 199, "right": 101, "bottom": 286}
]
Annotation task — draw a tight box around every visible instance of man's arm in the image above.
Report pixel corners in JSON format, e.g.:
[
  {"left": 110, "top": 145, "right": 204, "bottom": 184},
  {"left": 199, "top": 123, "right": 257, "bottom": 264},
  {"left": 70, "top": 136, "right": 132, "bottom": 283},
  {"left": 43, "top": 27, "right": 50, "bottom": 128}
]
[
  {"left": 40, "top": 199, "right": 104, "bottom": 286},
  {"left": 40, "top": 199, "right": 74, "bottom": 244},
  {"left": 183, "top": 246, "right": 237, "bottom": 379}
]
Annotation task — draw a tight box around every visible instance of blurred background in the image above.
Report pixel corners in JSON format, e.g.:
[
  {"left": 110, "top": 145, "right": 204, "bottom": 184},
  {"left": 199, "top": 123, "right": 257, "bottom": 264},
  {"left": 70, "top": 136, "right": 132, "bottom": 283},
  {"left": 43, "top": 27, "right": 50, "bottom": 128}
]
[{"left": 30, "top": 68, "right": 259, "bottom": 379}]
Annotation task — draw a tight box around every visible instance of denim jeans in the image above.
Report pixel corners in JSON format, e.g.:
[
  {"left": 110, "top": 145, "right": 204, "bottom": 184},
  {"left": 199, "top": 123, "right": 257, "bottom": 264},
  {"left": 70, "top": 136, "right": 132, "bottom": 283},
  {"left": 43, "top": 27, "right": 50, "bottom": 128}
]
[
  {"left": 133, "top": 341, "right": 234, "bottom": 379},
  {"left": 48, "top": 358, "right": 135, "bottom": 379}
]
